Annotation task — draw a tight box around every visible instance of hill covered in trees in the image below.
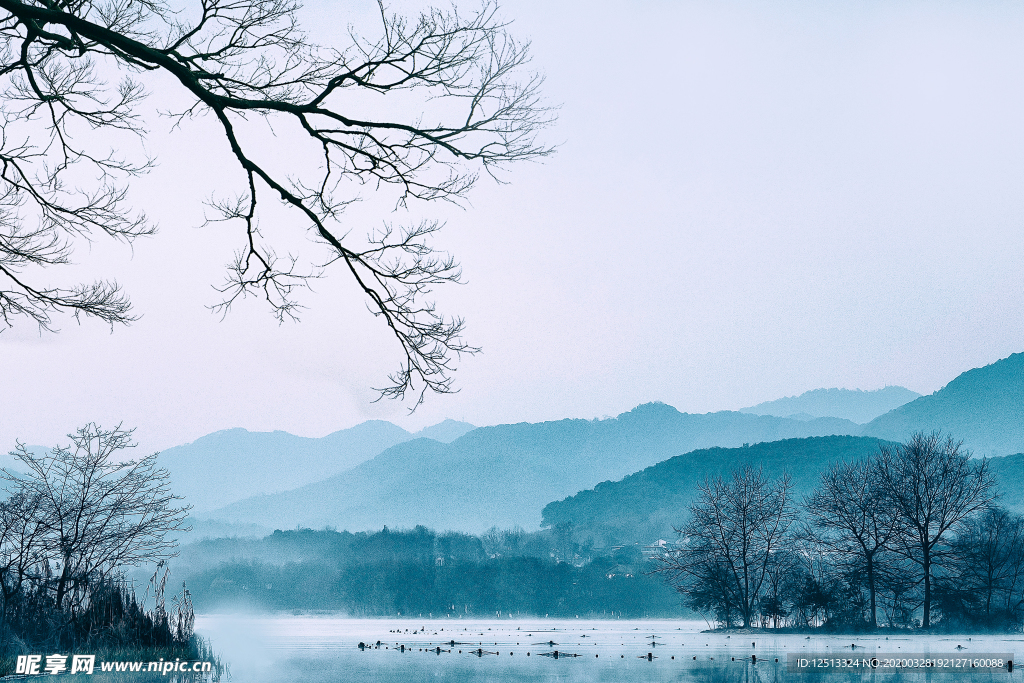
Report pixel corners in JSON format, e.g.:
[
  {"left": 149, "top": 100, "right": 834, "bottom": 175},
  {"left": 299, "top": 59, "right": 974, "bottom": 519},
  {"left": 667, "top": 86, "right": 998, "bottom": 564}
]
[
  {"left": 541, "top": 436, "right": 889, "bottom": 547},
  {"left": 862, "top": 352, "right": 1024, "bottom": 456},
  {"left": 542, "top": 436, "right": 1024, "bottom": 548}
]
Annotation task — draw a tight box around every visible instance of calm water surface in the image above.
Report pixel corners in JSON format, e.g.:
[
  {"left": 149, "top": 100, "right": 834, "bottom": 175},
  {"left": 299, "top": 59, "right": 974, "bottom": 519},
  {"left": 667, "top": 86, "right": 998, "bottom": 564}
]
[{"left": 195, "top": 615, "right": 1024, "bottom": 683}]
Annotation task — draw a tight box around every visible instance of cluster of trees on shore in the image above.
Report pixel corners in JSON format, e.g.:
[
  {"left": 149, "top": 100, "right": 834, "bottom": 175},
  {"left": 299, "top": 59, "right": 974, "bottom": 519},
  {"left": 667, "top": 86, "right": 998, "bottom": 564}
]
[
  {"left": 182, "top": 525, "right": 679, "bottom": 617},
  {"left": 0, "top": 425, "right": 198, "bottom": 660},
  {"left": 656, "top": 432, "right": 1020, "bottom": 631}
]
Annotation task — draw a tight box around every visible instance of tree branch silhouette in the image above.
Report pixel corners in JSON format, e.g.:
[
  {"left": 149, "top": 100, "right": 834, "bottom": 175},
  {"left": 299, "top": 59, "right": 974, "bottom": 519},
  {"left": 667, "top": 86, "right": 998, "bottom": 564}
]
[{"left": 0, "top": 0, "right": 553, "bottom": 403}]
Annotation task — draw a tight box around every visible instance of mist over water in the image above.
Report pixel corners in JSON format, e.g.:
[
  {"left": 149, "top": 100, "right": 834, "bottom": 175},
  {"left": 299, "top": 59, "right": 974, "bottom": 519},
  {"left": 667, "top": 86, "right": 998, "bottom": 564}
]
[{"left": 195, "top": 616, "right": 1022, "bottom": 683}]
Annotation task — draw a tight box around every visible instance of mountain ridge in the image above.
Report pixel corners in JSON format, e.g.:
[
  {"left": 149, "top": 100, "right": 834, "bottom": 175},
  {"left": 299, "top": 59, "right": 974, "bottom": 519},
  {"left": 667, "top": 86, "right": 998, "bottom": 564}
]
[
  {"left": 176, "top": 351, "right": 1024, "bottom": 535},
  {"left": 202, "top": 404, "right": 864, "bottom": 532},
  {"left": 740, "top": 386, "right": 920, "bottom": 423},
  {"left": 861, "top": 352, "right": 1024, "bottom": 456},
  {"left": 161, "top": 419, "right": 476, "bottom": 513}
]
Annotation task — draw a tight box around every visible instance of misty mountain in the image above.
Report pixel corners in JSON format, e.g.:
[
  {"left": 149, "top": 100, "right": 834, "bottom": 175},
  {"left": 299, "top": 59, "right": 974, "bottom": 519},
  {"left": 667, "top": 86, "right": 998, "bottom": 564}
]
[
  {"left": 161, "top": 419, "right": 475, "bottom": 513},
  {"left": 541, "top": 436, "right": 890, "bottom": 547},
  {"left": 413, "top": 419, "right": 477, "bottom": 443},
  {"left": 0, "top": 445, "right": 42, "bottom": 475},
  {"left": 989, "top": 453, "right": 1024, "bottom": 512},
  {"left": 541, "top": 438, "right": 1024, "bottom": 548},
  {"left": 861, "top": 352, "right": 1024, "bottom": 457},
  {"left": 203, "top": 403, "right": 862, "bottom": 533},
  {"left": 740, "top": 386, "right": 920, "bottom": 423},
  {"left": 182, "top": 517, "right": 273, "bottom": 541}
]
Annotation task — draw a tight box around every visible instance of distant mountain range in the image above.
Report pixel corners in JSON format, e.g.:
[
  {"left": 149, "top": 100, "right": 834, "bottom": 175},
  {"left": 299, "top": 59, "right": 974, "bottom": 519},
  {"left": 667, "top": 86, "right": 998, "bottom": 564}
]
[
  {"left": 174, "top": 350, "right": 1024, "bottom": 538},
  {"left": 740, "top": 386, "right": 920, "bottom": 423},
  {"left": 861, "top": 352, "right": 1024, "bottom": 457},
  {"left": 201, "top": 406, "right": 867, "bottom": 532},
  {"left": 161, "top": 419, "right": 475, "bottom": 513}
]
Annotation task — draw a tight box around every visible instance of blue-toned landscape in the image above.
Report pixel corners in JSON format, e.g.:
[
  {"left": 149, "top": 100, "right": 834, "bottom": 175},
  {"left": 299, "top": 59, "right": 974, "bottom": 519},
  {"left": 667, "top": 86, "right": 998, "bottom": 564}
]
[{"left": 4, "top": 0, "right": 1024, "bottom": 680}]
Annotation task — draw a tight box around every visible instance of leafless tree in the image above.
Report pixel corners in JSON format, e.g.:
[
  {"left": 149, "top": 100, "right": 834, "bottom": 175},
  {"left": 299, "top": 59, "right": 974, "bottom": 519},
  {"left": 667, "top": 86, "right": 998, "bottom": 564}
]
[
  {"left": 0, "top": 0, "right": 554, "bottom": 404},
  {"left": 1, "top": 424, "right": 190, "bottom": 612},
  {"left": 0, "top": 490, "right": 47, "bottom": 604},
  {"left": 873, "top": 432, "right": 997, "bottom": 628},
  {"left": 759, "top": 546, "right": 798, "bottom": 628},
  {"left": 939, "top": 506, "right": 1024, "bottom": 628},
  {"left": 805, "top": 457, "right": 901, "bottom": 628},
  {"left": 656, "top": 466, "right": 797, "bottom": 628}
]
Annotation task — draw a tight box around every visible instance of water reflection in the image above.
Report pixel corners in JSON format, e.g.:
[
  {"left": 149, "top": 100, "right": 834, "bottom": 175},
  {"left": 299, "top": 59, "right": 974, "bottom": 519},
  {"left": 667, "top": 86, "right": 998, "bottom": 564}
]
[{"left": 194, "top": 616, "right": 1020, "bottom": 683}]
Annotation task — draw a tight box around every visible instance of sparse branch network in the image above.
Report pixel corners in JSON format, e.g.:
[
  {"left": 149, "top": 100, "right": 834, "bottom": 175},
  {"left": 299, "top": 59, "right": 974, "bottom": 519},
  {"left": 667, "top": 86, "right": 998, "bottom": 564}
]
[
  {"left": 0, "top": 0, "right": 554, "bottom": 404},
  {"left": 0, "top": 423, "right": 190, "bottom": 613}
]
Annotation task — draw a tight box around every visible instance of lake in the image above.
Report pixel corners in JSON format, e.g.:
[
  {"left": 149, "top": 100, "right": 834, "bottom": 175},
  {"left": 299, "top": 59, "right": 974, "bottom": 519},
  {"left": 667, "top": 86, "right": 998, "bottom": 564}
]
[{"left": 195, "top": 615, "right": 1024, "bottom": 683}]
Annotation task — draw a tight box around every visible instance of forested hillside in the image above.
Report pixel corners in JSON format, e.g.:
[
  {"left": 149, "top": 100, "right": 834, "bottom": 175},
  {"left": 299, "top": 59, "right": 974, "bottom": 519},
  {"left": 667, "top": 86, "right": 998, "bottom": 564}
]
[
  {"left": 862, "top": 352, "right": 1024, "bottom": 456},
  {"left": 542, "top": 436, "right": 1024, "bottom": 547}
]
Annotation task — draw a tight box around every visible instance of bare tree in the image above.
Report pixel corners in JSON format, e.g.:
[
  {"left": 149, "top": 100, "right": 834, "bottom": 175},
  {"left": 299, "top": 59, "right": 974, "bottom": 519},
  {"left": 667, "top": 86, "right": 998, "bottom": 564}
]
[
  {"left": 0, "top": 0, "right": 554, "bottom": 404},
  {"left": 1, "top": 424, "right": 190, "bottom": 612},
  {"left": 805, "top": 457, "right": 901, "bottom": 628},
  {"left": 656, "top": 466, "right": 797, "bottom": 628},
  {"left": 938, "top": 506, "right": 1024, "bottom": 629},
  {"left": 759, "top": 546, "right": 798, "bottom": 628},
  {"left": 873, "top": 432, "right": 997, "bottom": 628},
  {"left": 0, "top": 490, "right": 47, "bottom": 605}
]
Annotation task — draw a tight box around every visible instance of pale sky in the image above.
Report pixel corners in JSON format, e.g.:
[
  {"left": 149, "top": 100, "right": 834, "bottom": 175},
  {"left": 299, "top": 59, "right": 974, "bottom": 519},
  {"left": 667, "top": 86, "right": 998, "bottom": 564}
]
[{"left": 4, "top": 0, "right": 1024, "bottom": 454}]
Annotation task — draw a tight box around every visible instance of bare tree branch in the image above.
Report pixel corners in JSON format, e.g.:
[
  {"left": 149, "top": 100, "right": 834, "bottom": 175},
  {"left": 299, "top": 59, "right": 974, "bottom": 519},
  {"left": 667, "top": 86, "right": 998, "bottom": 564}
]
[{"left": 0, "top": 0, "right": 554, "bottom": 402}]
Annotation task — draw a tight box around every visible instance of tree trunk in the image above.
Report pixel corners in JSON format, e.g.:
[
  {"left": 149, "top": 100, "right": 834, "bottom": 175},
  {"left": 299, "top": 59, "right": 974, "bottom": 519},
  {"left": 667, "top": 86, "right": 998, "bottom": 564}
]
[
  {"left": 54, "top": 553, "right": 73, "bottom": 611},
  {"left": 866, "top": 553, "right": 877, "bottom": 628},
  {"left": 922, "top": 554, "right": 931, "bottom": 628}
]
